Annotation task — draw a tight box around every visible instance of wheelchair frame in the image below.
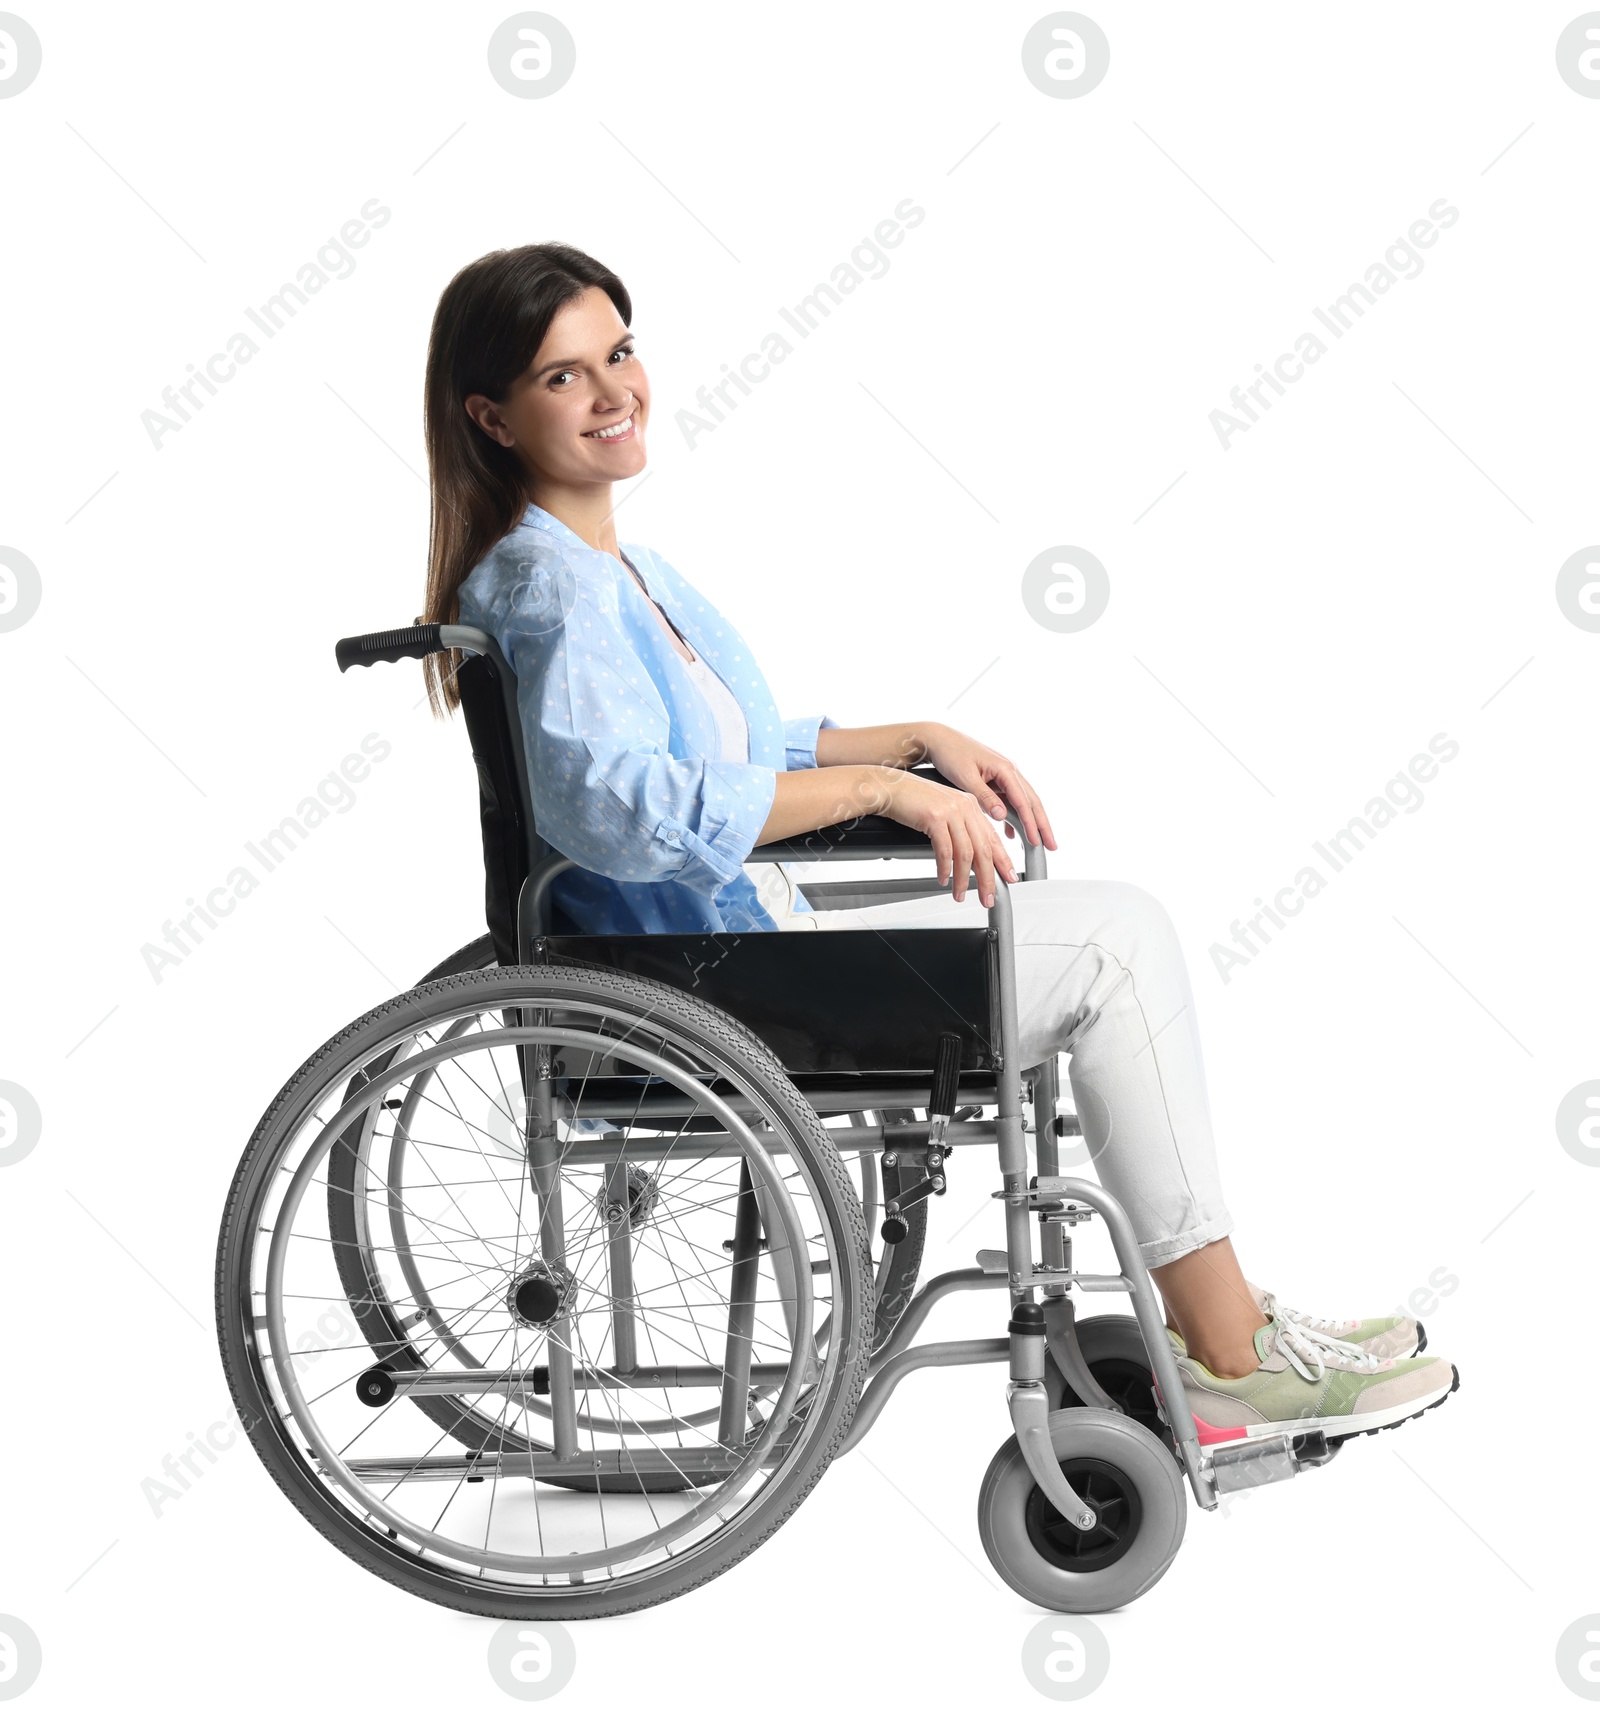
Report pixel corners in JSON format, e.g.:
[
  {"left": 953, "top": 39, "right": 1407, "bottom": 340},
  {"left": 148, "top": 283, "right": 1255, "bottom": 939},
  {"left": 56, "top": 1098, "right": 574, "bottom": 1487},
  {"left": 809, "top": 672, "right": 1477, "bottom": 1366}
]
[{"left": 218, "top": 617, "right": 1342, "bottom": 1617}]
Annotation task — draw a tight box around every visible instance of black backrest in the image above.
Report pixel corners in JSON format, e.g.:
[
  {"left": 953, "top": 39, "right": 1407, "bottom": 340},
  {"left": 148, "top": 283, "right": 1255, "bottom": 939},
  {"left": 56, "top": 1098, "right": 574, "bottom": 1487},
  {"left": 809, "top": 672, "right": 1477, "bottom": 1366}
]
[{"left": 455, "top": 649, "right": 550, "bottom": 964}]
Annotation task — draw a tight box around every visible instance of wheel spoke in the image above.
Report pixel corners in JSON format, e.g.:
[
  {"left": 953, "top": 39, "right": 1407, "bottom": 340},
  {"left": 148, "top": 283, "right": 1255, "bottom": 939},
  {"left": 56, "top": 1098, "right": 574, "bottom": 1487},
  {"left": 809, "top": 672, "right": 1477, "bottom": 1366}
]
[{"left": 224, "top": 972, "right": 866, "bottom": 1601}]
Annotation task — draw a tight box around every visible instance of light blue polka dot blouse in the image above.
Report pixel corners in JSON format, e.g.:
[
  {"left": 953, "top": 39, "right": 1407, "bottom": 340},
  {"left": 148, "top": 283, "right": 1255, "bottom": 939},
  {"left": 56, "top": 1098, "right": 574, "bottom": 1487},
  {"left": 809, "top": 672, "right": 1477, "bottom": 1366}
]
[{"left": 456, "top": 502, "right": 837, "bottom": 934}]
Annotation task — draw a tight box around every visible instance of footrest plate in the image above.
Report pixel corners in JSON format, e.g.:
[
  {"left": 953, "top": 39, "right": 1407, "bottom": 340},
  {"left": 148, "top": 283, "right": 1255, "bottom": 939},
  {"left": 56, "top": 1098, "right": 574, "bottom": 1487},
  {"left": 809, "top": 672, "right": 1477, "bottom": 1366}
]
[{"left": 1206, "top": 1428, "right": 1339, "bottom": 1494}]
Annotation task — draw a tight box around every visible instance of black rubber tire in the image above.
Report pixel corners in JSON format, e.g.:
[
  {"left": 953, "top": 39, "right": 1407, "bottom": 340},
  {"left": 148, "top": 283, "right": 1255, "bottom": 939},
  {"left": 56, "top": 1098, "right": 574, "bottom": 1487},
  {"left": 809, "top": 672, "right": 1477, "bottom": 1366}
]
[
  {"left": 218, "top": 962, "right": 874, "bottom": 1620},
  {"left": 415, "top": 934, "right": 496, "bottom": 983}
]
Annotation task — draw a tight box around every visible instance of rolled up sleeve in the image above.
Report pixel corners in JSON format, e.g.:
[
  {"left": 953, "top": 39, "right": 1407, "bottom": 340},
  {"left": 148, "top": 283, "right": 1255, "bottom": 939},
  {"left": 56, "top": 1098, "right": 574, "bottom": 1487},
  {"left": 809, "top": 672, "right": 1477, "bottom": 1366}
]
[
  {"left": 783, "top": 714, "right": 839, "bottom": 772},
  {"left": 650, "top": 758, "right": 778, "bottom": 888}
]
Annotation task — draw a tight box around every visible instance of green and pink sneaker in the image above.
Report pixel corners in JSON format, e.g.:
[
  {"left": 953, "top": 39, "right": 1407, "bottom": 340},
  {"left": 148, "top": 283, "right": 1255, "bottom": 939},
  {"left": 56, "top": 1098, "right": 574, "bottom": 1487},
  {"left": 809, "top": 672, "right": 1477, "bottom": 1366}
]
[
  {"left": 1168, "top": 1281, "right": 1423, "bottom": 1362},
  {"left": 1248, "top": 1280, "right": 1424, "bottom": 1361},
  {"left": 1166, "top": 1299, "right": 1458, "bottom": 1447}
]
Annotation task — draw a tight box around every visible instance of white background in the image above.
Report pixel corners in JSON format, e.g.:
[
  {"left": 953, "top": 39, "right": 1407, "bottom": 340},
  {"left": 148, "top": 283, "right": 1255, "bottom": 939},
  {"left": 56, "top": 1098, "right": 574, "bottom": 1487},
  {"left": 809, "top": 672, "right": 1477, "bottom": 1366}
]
[{"left": 3, "top": 2, "right": 1597, "bottom": 1708}]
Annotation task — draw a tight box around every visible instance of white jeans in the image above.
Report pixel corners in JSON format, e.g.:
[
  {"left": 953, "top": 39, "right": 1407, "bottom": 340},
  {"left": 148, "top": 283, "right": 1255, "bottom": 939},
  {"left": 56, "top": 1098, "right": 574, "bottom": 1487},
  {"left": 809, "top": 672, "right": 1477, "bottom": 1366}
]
[{"left": 777, "top": 876, "right": 1234, "bottom": 1268}]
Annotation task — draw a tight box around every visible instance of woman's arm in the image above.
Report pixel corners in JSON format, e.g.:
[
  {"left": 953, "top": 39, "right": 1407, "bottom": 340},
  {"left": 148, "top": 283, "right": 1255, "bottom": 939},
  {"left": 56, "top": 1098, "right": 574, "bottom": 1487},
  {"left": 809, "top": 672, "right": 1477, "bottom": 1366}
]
[
  {"left": 814, "top": 721, "right": 939, "bottom": 770},
  {"left": 755, "top": 763, "right": 1018, "bottom": 907},
  {"left": 816, "top": 720, "right": 1057, "bottom": 852}
]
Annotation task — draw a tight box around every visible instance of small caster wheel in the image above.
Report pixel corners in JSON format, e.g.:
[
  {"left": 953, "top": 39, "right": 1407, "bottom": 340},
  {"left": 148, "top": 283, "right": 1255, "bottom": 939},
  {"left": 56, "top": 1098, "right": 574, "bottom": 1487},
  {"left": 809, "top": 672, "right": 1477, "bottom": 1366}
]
[
  {"left": 1049, "top": 1314, "right": 1172, "bottom": 1448},
  {"left": 355, "top": 1363, "right": 397, "bottom": 1408},
  {"left": 977, "top": 1408, "right": 1186, "bottom": 1612}
]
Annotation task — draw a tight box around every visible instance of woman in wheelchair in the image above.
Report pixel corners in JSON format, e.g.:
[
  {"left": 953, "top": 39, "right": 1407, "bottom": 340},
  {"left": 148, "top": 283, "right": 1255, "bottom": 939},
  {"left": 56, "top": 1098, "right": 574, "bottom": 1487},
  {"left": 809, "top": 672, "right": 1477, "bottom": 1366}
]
[
  {"left": 418, "top": 241, "right": 1458, "bottom": 1449},
  {"left": 216, "top": 240, "right": 1463, "bottom": 1625}
]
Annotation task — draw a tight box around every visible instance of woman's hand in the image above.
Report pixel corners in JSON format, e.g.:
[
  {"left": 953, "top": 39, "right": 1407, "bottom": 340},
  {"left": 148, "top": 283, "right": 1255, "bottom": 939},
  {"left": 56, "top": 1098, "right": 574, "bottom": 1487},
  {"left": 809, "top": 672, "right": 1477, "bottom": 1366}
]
[
  {"left": 917, "top": 724, "right": 1058, "bottom": 852},
  {"left": 882, "top": 770, "right": 1018, "bottom": 907},
  {"left": 812, "top": 720, "right": 1058, "bottom": 852}
]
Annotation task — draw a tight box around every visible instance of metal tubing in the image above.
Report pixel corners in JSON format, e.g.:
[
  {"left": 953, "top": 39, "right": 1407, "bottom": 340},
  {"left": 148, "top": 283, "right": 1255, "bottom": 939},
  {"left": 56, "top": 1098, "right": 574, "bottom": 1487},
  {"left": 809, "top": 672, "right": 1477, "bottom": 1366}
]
[
  {"left": 1029, "top": 1175, "right": 1213, "bottom": 1507},
  {"left": 716, "top": 1159, "right": 762, "bottom": 1445},
  {"left": 1032, "top": 1057, "right": 1067, "bottom": 1287},
  {"left": 1041, "top": 1295, "right": 1121, "bottom": 1414},
  {"left": 1016, "top": 812, "right": 1050, "bottom": 882},
  {"left": 1009, "top": 1383, "right": 1096, "bottom": 1531},
  {"left": 752, "top": 1167, "right": 819, "bottom": 1389},
  {"left": 518, "top": 854, "right": 576, "bottom": 952},
  {"left": 985, "top": 882, "right": 1035, "bottom": 1306},
  {"left": 870, "top": 1267, "right": 1010, "bottom": 1369},
  {"left": 389, "top": 1362, "right": 795, "bottom": 1396},
  {"left": 525, "top": 1036, "right": 579, "bottom": 1460},
  {"left": 839, "top": 1338, "right": 1010, "bottom": 1454},
  {"left": 604, "top": 1159, "right": 638, "bottom": 1374},
  {"left": 1207, "top": 1435, "right": 1303, "bottom": 1494},
  {"left": 342, "top": 1447, "right": 750, "bottom": 1483},
  {"left": 551, "top": 1119, "right": 995, "bottom": 1163}
]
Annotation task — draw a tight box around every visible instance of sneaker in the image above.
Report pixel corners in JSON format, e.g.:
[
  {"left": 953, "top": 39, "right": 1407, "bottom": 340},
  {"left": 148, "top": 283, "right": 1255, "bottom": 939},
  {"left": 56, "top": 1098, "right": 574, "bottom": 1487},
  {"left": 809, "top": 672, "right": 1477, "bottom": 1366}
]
[
  {"left": 1167, "top": 1299, "right": 1458, "bottom": 1446},
  {"left": 1167, "top": 1281, "right": 1423, "bottom": 1361},
  {"left": 1247, "top": 1279, "right": 1424, "bottom": 1361}
]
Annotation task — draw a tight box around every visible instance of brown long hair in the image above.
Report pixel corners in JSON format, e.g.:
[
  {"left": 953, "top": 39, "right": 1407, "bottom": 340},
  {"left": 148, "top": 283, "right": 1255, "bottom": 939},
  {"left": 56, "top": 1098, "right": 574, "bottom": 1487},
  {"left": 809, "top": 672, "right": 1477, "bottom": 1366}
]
[{"left": 420, "top": 242, "right": 632, "bottom": 715}]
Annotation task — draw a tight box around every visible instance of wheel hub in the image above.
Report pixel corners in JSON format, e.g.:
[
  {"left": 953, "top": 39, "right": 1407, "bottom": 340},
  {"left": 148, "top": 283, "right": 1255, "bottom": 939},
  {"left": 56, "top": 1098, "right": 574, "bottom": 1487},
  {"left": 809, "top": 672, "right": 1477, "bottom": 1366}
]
[
  {"left": 506, "top": 1260, "right": 579, "bottom": 1328},
  {"left": 594, "top": 1164, "right": 659, "bottom": 1230},
  {"left": 1024, "top": 1455, "right": 1144, "bottom": 1574}
]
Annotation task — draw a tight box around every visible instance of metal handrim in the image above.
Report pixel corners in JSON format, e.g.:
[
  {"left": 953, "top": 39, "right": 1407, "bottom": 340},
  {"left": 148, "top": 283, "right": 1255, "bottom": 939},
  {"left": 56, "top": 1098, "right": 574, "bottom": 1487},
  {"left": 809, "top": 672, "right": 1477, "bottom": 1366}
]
[{"left": 244, "top": 991, "right": 850, "bottom": 1585}]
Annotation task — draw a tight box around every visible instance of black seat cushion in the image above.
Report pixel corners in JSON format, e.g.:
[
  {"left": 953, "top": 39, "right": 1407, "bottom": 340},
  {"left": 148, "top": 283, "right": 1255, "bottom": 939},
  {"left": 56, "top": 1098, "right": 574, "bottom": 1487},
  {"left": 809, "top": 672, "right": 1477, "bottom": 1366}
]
[{"left": 538, "top": 928, "right": 994, "bottom": 1074}]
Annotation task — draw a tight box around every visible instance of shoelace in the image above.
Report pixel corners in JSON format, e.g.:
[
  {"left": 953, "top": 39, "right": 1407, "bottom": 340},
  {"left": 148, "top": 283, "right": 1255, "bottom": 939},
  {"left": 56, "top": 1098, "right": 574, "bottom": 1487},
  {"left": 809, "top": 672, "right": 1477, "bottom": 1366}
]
[
  {"left": 1279, "top": 1303, "right": 1359, "bottom": 1337},
  {"left": 1262, "top": 1294, "right": 1382, "bottom": 1381}
]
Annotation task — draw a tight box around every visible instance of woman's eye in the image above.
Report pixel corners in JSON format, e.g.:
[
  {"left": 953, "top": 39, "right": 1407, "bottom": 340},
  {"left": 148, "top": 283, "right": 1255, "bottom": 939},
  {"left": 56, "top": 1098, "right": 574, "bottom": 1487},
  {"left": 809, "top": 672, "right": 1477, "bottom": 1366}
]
[
  {"left": 610, "top": 345, "right": 636, "bottom": 364},
  {"left": 548, "top": 369, "right": 577, "bottom": 388}
]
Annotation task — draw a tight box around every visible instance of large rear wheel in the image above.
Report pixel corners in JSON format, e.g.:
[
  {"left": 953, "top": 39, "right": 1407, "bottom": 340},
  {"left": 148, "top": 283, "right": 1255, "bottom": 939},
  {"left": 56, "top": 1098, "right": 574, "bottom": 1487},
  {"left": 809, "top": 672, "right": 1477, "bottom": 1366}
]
[{"left": 217, "top": 963, "right": 873, "bottom": 1619}]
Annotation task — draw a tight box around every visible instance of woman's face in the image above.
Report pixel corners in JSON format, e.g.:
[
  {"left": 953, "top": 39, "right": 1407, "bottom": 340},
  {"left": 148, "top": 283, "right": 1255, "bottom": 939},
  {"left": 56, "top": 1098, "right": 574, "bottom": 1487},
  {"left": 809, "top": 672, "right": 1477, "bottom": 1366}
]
[{"left": 466, "top": 286, "right": 649, "bottom": 488}]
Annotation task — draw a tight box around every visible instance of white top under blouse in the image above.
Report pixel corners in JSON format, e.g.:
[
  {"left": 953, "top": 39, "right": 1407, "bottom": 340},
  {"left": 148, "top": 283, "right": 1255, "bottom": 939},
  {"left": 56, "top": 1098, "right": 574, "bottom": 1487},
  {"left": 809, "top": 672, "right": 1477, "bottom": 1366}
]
[
  {"left": 625, "top": 559, "right": 814, "bottom": 930},
  {"left": 678, "top": 639, "right": 814, "bottom": 928},
  {"left": 680, "top": 647, "right": 750, "bottom": 763}
]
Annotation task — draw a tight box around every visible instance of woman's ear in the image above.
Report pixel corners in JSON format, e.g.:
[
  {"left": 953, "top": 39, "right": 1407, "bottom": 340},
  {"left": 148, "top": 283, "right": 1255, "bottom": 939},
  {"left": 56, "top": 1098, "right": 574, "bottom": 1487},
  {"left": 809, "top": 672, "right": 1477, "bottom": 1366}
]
[{"left": 463, "top": 393, "right": 515, "bottom": 447}]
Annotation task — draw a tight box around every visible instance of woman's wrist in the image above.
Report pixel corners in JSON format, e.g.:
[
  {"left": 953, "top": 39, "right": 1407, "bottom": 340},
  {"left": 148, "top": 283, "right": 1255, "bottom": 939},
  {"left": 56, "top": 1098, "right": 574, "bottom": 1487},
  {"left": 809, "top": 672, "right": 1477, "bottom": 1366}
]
[
  {"left": 843, "top": 763, "right": 903, "bottom": 817},
  {"left": 814, "top": 722, "right": 944, "bottom": 770},
  {"left": 898, "top": 721, "right": 943, "bottom": 768},
  {"left": 758, "top": 761, "right": 903, "bottom": 843}
]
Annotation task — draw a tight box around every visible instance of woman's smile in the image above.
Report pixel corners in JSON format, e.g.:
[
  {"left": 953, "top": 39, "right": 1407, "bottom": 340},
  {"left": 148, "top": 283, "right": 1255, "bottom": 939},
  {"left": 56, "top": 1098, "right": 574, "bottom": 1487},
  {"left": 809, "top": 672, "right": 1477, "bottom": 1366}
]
[{"left": 582, "top": 407, "right": 637, "bottom": 443}]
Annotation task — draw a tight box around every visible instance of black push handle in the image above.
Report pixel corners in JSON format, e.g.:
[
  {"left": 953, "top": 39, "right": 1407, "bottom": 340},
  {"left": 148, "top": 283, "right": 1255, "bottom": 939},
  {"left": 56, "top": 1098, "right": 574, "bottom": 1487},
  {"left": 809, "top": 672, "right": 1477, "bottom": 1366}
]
[
  {"left": 335, "top": 624, "right": 445, "bottom": 673},
  {"left": 930, "top": 1031, "right": 962, "bottom": 1118}
]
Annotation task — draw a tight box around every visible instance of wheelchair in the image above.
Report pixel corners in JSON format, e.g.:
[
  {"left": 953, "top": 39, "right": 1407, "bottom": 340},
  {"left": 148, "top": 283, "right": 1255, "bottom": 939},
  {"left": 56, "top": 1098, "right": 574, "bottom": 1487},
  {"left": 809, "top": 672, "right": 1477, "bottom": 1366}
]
[{"left": 214, "top": 621, "right": 1338, "bottom": 1621}]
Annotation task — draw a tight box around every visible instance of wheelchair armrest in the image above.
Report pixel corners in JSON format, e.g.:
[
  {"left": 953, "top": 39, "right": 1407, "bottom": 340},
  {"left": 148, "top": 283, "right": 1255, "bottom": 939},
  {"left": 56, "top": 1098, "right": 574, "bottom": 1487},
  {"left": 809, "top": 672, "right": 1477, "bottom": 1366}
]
[
  {"left": 746, "top": 764, "right": 956, "bottom": 863},
  {"left": 746, "top": 821, "right": 929, "bottom": 862}
]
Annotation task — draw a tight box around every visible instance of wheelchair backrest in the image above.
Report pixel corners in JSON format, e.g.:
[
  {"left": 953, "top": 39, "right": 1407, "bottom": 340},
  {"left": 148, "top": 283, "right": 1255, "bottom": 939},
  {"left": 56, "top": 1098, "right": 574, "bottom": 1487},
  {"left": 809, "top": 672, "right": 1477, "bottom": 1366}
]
[{"left": 455, "top": 645, "right": 552, "bottom": 965}]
